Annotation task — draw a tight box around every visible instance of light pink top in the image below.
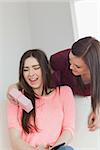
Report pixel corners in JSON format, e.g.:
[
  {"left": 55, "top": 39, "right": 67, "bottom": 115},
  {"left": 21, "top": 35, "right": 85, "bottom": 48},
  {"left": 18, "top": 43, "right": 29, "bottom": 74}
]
[{"left": 7, "top": 86, "right": 75, "bottom": 146}]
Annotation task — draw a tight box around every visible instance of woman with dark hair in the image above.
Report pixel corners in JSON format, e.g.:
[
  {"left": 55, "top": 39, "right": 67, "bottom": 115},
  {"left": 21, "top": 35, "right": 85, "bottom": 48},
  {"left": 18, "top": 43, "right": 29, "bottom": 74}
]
[
  {"left": 50, "top": 36, "right": 100, "bottom": 131},
  {"left": 7, "top": 49, "right": 75, "bottom": 150}
]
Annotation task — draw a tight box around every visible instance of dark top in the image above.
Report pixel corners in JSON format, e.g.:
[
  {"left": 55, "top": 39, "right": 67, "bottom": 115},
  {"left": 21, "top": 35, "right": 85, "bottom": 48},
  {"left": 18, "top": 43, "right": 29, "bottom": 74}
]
[{"left": 50, "top": 49, "right": 90, "bottom": 96}]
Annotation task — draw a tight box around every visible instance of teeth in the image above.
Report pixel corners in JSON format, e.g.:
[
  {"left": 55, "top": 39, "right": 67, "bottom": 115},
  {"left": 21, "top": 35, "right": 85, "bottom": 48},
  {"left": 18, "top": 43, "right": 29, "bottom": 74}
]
[
  {"left": 31, "top": 78, "right": 35, "bottom": 80},
  {"left": 29, "top": 78, "right": 38, "bottom": 81},
  {"left": 30, "top": 79, "right": 36, "bottom": 81}
]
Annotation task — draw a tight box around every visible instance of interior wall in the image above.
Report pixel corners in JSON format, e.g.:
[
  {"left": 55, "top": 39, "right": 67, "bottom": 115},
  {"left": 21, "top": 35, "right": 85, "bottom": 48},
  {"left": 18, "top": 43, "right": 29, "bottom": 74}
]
[
  {"left": 0, "top": 1, "right": 74, "bottom": 101},
  {"left": 28, "top": 1, "right": 74, "bottom": 57},
  {"left": 0, "top": 2, "right": 32, "bottom": 100}
]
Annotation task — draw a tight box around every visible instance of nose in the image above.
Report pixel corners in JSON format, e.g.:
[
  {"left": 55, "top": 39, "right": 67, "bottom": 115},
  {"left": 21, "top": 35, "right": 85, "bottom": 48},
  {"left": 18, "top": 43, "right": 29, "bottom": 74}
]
[
  {"left": 70, "top": 64, "right": 74, "bottom": 70},
  {"left": 29, "top": 69, "right": 35, "bottom": 76}
]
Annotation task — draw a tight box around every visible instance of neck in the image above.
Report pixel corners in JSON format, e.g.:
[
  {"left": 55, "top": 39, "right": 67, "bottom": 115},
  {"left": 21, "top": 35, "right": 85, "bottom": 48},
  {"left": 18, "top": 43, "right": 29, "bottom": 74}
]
[
  {"left": 33, "top": 86, "right": 44, "bottom": 96},
  {"left": 35, "top": 88, "right": 53, "bottom": 96}
]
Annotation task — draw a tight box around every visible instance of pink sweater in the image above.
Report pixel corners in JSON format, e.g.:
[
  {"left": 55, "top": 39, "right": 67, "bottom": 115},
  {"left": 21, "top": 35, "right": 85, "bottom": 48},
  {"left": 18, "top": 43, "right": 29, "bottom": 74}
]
[{"left": 7, "top": 86, "right": 75, "bottom": 146}]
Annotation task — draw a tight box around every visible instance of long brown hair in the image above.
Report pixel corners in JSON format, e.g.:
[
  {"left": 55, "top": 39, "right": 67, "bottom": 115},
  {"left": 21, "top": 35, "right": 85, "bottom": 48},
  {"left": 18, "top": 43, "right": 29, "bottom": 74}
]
[
  {"left": 17, "top": 49, "right": 51, "bottom": 133},
  {"left": 71, "top": 36, "right": 100, "bottom": 112}
]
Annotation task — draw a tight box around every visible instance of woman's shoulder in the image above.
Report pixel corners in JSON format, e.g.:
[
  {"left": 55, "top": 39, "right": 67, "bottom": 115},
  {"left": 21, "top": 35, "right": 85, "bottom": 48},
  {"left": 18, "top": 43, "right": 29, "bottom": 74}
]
[
  {"left": 54, "top": 86, "right": 74, "bottom": 104},
  {"left": 50, "top": 49, "right": 71, "bottom": 58},
  {"left": 50, "top": 49, "right": 71, "bottom": 70},
  {"left": 50, "top": 49, "right": 70, "bottom": 63},
  {"left": 56, "top": 85, "right": 73, "bottom": 94}
]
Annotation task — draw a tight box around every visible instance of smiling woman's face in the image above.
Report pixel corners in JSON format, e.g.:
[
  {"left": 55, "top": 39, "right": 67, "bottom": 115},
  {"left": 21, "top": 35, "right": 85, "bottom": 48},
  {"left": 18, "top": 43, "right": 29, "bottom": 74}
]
[
  {"left": 23, "top": 56, "right": 43, "bottom": 94},
  {"left": 69, "top": 51, "right": 90, "bottom": 77}
]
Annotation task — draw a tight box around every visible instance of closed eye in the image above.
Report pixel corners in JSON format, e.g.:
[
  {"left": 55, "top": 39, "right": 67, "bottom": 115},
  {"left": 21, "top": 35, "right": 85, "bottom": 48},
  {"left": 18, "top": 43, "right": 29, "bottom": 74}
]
[
  {"left": 33, "top": 66, "right": 40, "bottom": 70},
  {"left": 75, "top": 65, "right": 81, "bottom": 68},
  {"left": 23, "top": 69, "right": 28, "bottom": 72}
]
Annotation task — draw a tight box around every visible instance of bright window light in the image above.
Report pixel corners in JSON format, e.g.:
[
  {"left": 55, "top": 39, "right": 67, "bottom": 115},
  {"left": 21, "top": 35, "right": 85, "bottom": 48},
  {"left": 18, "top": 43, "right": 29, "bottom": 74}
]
[{"left": 75, "top": 0, "right": 100, "bottom": 40}]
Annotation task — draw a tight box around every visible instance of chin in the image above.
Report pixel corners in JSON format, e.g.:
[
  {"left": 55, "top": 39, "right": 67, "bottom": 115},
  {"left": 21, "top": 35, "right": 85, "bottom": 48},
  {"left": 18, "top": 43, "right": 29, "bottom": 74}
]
[{"left": 72, "top": 71, "right": 80, "bottom": 76}]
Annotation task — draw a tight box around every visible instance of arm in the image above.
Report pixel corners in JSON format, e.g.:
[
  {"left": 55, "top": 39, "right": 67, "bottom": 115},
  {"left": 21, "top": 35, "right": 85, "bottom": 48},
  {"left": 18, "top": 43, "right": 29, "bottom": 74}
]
[
  {"left": 7, "top": 99, "right": 33, "bottom": 150},
  {"left": 52, "top": 129, "right": 73, "bottom": 147},
  {"left": 50, "top": 49, "right": 70, "bottom": 88},
  {"left": 9, "top": 128, "right": 33, "bottom": 150},
  {"left": 52, "top": 86, "right": 75, "bottom": 147},
  {"left": 32, "top": 131, "right": 71, "bottom": 150},
  {"left": 50, "top": 49, "right": 70, "bottom": 71}
]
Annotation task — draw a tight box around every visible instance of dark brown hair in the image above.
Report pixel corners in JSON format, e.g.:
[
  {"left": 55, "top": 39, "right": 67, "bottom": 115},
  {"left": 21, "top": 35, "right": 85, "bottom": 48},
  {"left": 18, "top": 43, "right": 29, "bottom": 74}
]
[
  {"left": 71, "top": 36, "right": 100, "bottom": 112},
  {"left": 18, "top": 49, "right": 51, "bottom": 133}
]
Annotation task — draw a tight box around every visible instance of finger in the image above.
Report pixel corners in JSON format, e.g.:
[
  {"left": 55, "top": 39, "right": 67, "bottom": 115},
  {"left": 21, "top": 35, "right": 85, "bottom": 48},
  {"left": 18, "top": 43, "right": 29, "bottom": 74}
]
[
  {"left": 7, "top": 95, "right": 18, "bottom": 105},
  {"left": 88, "top": 113, "right": 95, "bottom": 126},
  {"left": 88, "top": 119, "right": 97, "bottom": 131},
  {"left": 89, "top": 125, "right": 97, "bottom": 131},
  {"left": 88, "top": 119, "right": 96, "bottom": 128},
  {"left": 45, "top": 144, "right": 50, "bottom": 148},
  {"left": 88, "top": 123, "right": 95, "bottom": 129},
  {"left": 34, "top": 145, "right": 39, "bottom": 150},
  {"left": 88, "top": 114, "right": 92, "bottom": 125},
  {"left": 7, "top": 93, "right": 12, "bottom": 100},
  {"left": 45, "top": 144, "right": 50, "bottom": 150}
]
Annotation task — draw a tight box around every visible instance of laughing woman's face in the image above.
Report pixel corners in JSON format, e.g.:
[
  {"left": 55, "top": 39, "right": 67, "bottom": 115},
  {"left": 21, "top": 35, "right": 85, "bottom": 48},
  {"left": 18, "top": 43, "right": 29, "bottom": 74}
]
[{"left": 23, "top": 56, "right": 43, "bottom": 95}]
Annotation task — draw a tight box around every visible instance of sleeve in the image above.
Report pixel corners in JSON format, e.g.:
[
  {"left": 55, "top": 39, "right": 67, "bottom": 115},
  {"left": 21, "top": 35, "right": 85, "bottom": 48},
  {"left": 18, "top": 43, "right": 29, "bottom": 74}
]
[
  {"left": 7, "top": 100, "right": 22, "bottom": 132},
  {"left": 50, "top": 49, "right": 70, "bottom": 71},
  {"left": 50, "top": 71, "right": 61, "bottom": 88},
  {"left": 61, "top": 86, "right": 75, "bottom": 136}
]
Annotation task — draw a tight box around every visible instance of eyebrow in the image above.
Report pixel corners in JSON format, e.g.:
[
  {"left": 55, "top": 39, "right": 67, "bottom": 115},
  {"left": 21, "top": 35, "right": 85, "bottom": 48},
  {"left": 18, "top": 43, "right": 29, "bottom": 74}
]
[{"left": 24, "top": 64, "right": 40, "bottom": 68}]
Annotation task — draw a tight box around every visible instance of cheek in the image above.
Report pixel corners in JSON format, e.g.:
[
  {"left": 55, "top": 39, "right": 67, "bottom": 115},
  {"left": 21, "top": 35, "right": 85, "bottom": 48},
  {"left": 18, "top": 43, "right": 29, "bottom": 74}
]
[
  {"left": 81, "top": 67, "right": 88, "bottom": 73},
  {"left": 74, "top": 68, "right": 83, "bottom": 74},
  {"left": 84, "top": 67, "right": 89, "bottom": 72},
  {"left": 78, "top": 68, "right": 88, "bottom": 76},
  {"left": 38, "top": 71, "right": 43, "bottom": 83},
  {"left": 37, "top": 69, "right": 42, "bottom": 77},
  {"left": 39, "top": 73, "right": 43, "bottom": 82},
  {"left": 77, "top": 69, "right": 83, "bottom": 73}
]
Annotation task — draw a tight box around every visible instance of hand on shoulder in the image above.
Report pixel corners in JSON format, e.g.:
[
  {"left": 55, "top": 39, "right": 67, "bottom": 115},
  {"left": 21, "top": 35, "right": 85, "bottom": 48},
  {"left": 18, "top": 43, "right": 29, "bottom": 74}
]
[{"left": 7, "top": 83, "right": 18, "bottom": 104}]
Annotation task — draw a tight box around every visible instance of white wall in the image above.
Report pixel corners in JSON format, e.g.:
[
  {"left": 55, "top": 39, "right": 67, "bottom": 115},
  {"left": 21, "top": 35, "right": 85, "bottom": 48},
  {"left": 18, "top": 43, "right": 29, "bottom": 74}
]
[
  {"left": 0, "top": 2, "right": 32, "bottom": 100},
  {"left": 28, "top": 1, "right": 74, "bottom": 57},
  {"left": 0, "top": 1, "right": 74, "bottom": 101}
]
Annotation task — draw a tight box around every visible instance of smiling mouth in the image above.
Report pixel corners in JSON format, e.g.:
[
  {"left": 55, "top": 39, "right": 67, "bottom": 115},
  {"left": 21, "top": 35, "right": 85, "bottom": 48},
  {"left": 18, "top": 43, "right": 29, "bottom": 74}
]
[
  {"left": 29, "top": 77, "right": 38, "bottom": 84},
  {"left": 72, "top": 70, "right": 78, "bottom": 74}
]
